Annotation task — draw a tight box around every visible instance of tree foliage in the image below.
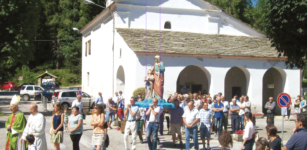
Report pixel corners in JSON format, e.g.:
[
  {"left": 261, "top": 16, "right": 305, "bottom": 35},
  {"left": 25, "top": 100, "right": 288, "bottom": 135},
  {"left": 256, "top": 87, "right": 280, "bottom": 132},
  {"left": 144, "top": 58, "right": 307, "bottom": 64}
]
[
  {"left": 0, "top": 0, "right": 106, "bottom": 83},
  {"left": 264, "top": 0, "right": 307, "bottom": 68},
  {"left": 0, "top": 0, "right": 40, "bottom": 79}
]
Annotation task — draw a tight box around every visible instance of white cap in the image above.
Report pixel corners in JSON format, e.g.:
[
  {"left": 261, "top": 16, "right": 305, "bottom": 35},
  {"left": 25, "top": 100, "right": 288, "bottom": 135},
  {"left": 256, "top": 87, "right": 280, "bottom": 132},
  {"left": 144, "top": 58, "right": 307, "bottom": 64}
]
[{"left": 10, "top": 95, "right": 20, "bottom": 105}]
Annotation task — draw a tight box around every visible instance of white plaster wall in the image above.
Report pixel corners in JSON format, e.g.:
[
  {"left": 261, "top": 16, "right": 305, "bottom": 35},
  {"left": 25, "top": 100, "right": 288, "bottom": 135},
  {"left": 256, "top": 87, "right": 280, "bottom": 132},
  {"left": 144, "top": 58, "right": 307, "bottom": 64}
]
[
  {"left": 113, "top": 29, "right": 139, "bottom": 105},
  {"left": 115, "top": 2, "right": 265, "bottom": 37},
  {"left": 115, "top": 0, "right": 215, "bottom": 10},
  {"left": 81, "top": 18, "right": 114, "bottom": 103}
]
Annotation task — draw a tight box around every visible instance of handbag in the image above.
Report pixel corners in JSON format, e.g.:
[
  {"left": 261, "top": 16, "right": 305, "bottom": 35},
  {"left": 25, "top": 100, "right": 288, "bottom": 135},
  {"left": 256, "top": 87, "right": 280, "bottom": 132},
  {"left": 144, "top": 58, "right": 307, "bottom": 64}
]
[
  {"left": 49, "top": 127, "right": 54, "bottom": 135},
  {"left": 104, "top": 134, "right": 109, "bottom": 148}
]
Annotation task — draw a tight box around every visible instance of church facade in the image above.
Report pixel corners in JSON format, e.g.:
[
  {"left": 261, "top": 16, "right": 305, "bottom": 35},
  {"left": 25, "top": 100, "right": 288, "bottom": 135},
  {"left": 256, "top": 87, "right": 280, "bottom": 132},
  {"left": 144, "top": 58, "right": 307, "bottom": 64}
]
[{"left": 80, "top": 0, "right": 300, "bottom": 115}]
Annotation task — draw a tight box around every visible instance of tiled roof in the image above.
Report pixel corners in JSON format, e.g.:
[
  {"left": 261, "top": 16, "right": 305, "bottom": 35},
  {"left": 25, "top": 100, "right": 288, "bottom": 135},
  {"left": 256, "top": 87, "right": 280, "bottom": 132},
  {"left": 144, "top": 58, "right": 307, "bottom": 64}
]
[{"left": 117, "top": 28, "right": 280, "bottom": 58}]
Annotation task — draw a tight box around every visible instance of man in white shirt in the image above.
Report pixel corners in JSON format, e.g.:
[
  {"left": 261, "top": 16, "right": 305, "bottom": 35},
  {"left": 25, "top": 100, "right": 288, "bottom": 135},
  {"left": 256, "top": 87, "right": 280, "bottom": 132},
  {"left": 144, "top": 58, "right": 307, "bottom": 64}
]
[
  {"left": 21, "top": 103, "right": 47, "bottom": 150},
  {"left": 193, "top": 93, "right": 201, "bottom": 110},
  {"left": 221, "top": 96, "right": 229, "bottom": 131},
  {"left": 243, "top": 96, "right": 251, "bottom": 113},
  {"left": 183, "top": 101, "right": 200, "bottom": 150},
  {"left": 72, "top": 95, "right": 84, "bottom": 118},
  {"left": 146, "top": 98, "right": 161, "bottom": 150}
]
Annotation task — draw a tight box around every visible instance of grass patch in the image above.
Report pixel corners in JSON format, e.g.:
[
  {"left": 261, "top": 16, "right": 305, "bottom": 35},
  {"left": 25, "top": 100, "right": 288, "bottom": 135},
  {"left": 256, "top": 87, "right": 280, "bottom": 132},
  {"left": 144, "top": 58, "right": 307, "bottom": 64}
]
[{"left": 0, "top": 113, "right": 5, "bottom": 116}]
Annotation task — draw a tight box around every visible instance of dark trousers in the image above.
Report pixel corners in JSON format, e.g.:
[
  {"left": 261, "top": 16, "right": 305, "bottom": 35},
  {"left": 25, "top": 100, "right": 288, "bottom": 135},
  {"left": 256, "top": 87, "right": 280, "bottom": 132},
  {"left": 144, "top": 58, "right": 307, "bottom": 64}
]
[
  {"left": 165, "top": 116, "right": 170, "bottom": 129},
  {"left": 136, "top": 120, "right": 143, "bottom": 141},
  {"left": 244, "top": 138, "right": 255, "bottom": 150},
  {"left": 70, "top": 134, "right": 82, "bottom": 150},
  {"left": 223, "top": 112, "right": 228, "bottom": 130},
  {"left": 231, "top": 114, "right": 239, "bottom": 133},
  {"left": 159, "top": 113, "right": 164, "bottom": 135},
  {"left": 267, "top": 113, "right": 274, "bottom": 125},
  {"left": 214, "top": 118, "right": 223, "bottom": 135}
]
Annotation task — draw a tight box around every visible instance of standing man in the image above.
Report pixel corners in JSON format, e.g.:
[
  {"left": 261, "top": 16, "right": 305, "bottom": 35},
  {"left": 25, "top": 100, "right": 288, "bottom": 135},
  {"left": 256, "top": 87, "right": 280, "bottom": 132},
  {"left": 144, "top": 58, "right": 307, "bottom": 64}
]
[
  {"left": 124, "top": 97, "right": 139, "bottom": 150},
  {"left": 265, "top": 97, "right": 276, "bottom": 125},
  {"left": 95, "top": 92, "right": 103, "bottom": 105},
  {"left": 244, "top": 96, "right": 251, "bottom": 113},
  {"left": 106, "top": 97, "right": 117, "bottom": 129},
  {"left": 212, "top": 96, "right": 224, "bottom": 136},
  {"left": 146, "top": 98, "right": 161, "bottom": 150},
  {"left": 282, "top": 114, "right": 307, "bottom": 150},
  {"left": 182, "top": 101, "right": 200, "bottom": 150},
  {"left": 199, "top": 102, "right": 214, "bottom": 149},
  {"left": 221, "top": 96, "right": 229, "bottom": 131},
  {"left": 72, "top": 95, "right": 84, "bottom": 117},
  {"left": 5, "top": 95, "right": 27, "bottom": 150},
  {"left": 118, "top": 91, "right": 125, "bottom": 119},
  {"left": 169, "top": 99, "right": 184, "bottom": 147},
  {"left": 230, "top": 99, "right": 240, "bottom": 133},
  {"left": 21, "top": 103, "right": 47, "bottom": 150}
]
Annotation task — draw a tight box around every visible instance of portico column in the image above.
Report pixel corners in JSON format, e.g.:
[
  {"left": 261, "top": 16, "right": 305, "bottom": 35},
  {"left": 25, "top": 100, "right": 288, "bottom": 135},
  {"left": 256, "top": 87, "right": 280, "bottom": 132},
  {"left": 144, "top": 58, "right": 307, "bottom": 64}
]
[
  {"left": 210, "top": 67, "right": 228, "bottom": 96},
  {"left": 248, "top": 69, "right": 266, "bottom": 113}
]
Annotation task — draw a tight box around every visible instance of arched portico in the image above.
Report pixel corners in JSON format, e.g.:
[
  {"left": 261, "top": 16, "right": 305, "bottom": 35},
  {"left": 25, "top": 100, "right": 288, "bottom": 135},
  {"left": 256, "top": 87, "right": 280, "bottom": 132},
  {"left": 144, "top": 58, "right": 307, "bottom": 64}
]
[
  {"left": 262, "top": 67, "right": 286, "bottom": 115},
  {"left": 224, "top": 66, "right": 250, "bottom": 101},
  {"left": 176, "top": 65, "right": 211, "bottom": 94}
]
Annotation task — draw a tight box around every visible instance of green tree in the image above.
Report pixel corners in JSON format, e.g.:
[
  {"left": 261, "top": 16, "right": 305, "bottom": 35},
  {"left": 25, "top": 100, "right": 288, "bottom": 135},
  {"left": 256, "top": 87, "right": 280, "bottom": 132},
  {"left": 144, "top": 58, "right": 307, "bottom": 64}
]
[
  {"left": 264, "top": 0, "right": 307, "bottom": 68},
  {"left": 0, "top": 0, "right": 41, "bottom": 80},
  {"left": 206, "top": 0, "right": 253, "bottom": 24}
]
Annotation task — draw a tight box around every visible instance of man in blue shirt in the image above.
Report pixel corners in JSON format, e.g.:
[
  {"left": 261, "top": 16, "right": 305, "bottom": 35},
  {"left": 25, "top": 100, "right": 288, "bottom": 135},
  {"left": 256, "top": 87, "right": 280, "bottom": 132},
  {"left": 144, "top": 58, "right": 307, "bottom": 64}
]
[
  {"left": 212, "top": 96, "right": 224, "bottom": 136},
  {"left": 283, "top": 114, "right": 307, "bottom": 150},
  {"left": 124, "top": 97, "right": 139, "bottom": 150},
  {"left": 169, "top": 99, "right": 184, "bottom": 147},
  {"left": 95, "top": 92, "right": 103, "bottom": 105},
  {"left": 230, "top": 99, "right": 240, "bottom": 133}
]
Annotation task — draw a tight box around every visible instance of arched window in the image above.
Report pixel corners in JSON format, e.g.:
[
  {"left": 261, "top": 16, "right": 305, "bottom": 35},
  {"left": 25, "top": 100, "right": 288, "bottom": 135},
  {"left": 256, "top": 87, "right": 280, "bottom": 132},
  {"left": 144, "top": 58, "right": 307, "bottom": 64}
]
[{"left": 164, "top": 21, "right": 171, "bottom": 29}]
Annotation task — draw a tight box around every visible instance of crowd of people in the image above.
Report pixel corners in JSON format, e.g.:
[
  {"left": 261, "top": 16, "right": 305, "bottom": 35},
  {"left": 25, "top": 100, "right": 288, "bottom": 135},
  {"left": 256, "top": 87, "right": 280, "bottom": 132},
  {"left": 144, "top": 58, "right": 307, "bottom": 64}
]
[{"left": 4, "top": 91, "right": 307, "bottom": 150}]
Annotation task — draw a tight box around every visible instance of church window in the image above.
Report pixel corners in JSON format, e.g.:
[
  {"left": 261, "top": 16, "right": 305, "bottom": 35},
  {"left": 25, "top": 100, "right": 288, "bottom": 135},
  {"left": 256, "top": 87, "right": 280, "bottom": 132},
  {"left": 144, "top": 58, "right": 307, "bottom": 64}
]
[
  {"left": 87, "top": 72, "right": 90, "bottom": 86},
  {"left": 164, "top": 21, "right": 171, "bottom": 29},
  {"left": 120, "top": 48, "right": 122, "bottom": 58},
  {"left": 88, "top": 40, "right": 91, "bottom": 55},
  {"left": 85, "top": 42, "right": 87, "bottom": 57}
]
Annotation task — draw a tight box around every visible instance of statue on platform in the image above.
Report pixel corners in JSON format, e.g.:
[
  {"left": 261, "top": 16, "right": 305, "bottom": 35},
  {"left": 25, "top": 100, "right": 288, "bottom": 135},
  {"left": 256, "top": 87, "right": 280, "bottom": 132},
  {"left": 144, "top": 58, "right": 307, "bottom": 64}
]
[
  {"left": 151, "top": 55, "right": 165, "bottom": 99},
  {"left": 144, "top": 69, "right": 154, "bottom": 99}
]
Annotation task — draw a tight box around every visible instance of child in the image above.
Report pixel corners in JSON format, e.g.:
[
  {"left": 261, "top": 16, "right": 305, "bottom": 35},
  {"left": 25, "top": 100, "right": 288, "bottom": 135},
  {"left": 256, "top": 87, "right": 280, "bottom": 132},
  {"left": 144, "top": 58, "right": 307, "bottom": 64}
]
[
  {"left": 26, "top": 134, "right": 37, "bottom": 150},
  {"left": 63, "top": 108, "right": 68, "bottom": 132}
]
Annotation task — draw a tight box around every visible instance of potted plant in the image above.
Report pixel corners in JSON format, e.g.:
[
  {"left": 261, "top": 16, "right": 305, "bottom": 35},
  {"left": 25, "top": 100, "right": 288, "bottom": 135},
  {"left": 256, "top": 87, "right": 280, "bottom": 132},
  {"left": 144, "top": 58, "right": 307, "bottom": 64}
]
[{"left": 232, "top": 130, "right": 244, "bottom": 141}]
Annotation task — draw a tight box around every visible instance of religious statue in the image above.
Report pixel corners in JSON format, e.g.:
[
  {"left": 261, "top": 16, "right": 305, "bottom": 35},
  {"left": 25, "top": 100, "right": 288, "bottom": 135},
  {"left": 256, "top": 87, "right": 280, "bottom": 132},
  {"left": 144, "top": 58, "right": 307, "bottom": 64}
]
[
  {"left": 144, "top": 68, "right": 154, "bottom": 99},
  {"left": 151, "top": 55, "right": 165, "bottom": 99}
]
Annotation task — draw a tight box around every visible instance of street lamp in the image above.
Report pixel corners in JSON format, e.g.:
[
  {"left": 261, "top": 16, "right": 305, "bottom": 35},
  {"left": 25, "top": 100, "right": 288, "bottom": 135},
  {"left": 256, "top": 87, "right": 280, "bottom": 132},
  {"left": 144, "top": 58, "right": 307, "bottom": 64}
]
[
  {"left": 73, "top": 27, "right": 79, "bottom": 31},
  {"left": 83, "top": 0, "right": 105, "bottom": 8}
]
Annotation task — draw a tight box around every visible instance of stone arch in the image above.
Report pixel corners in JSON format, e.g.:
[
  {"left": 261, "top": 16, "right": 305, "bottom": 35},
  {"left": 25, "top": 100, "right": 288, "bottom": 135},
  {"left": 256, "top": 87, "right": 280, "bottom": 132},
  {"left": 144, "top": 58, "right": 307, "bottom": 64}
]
[
  {"left": 176, "top": 65, "right": 211, "bottom": 95},
  {"left": 224, "top": 66, "right": 250, "bottom": 101},
  {"left": 262, "top": 67, "right": 286, "bottom": 115},
  {"left": 116, "top": 66, "right": 125, "bottom": 94}
]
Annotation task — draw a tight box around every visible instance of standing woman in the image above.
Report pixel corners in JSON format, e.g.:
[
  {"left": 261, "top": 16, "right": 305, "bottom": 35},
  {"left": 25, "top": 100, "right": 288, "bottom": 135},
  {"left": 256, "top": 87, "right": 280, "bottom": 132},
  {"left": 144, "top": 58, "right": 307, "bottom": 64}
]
[
  {"left": 68, "top": 106, "right": 83, "bottom": 150},
  {"left": 241, "top": 112, "right": 255, "bottom": 150},
  {"left": 91, "top": 104, "right": 106, "bottom": 150},
  {"left": 266, "top": 125, "right": 281, "bottom": 150},
  {"left": 51, "top": 103, "right": 64, "bottom": 150},
  {"left": 294, "top": 95, "right": 301, "bottom": 114}
]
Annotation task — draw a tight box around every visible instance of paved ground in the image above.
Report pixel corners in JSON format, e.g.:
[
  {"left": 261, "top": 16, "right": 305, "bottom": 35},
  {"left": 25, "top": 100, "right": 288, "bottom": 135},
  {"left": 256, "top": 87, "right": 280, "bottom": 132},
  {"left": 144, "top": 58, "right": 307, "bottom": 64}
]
[{"left": 0, "top": 97, "right": 298, "bottom": 150}]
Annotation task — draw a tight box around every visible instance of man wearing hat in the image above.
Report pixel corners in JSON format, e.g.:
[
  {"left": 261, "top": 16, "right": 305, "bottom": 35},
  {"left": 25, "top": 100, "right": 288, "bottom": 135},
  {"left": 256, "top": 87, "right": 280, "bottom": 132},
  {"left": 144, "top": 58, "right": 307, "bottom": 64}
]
[{"left": 5, "top": 95, "right": 27, "bottom": 150}]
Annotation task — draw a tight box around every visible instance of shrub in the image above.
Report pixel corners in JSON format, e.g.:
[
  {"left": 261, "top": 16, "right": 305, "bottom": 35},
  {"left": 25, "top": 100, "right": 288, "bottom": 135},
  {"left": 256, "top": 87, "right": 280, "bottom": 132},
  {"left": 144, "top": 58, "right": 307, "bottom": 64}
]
[{"left": 132, "top": 87, "right": 145, "bottom": 99}]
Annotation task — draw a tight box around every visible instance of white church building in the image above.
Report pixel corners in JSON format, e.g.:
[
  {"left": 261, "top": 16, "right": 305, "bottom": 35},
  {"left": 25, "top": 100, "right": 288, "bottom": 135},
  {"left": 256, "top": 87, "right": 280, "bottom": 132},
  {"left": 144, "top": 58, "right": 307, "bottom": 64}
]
[{"left": 80, "top": 0, "right": 301, "bottom": 115}]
